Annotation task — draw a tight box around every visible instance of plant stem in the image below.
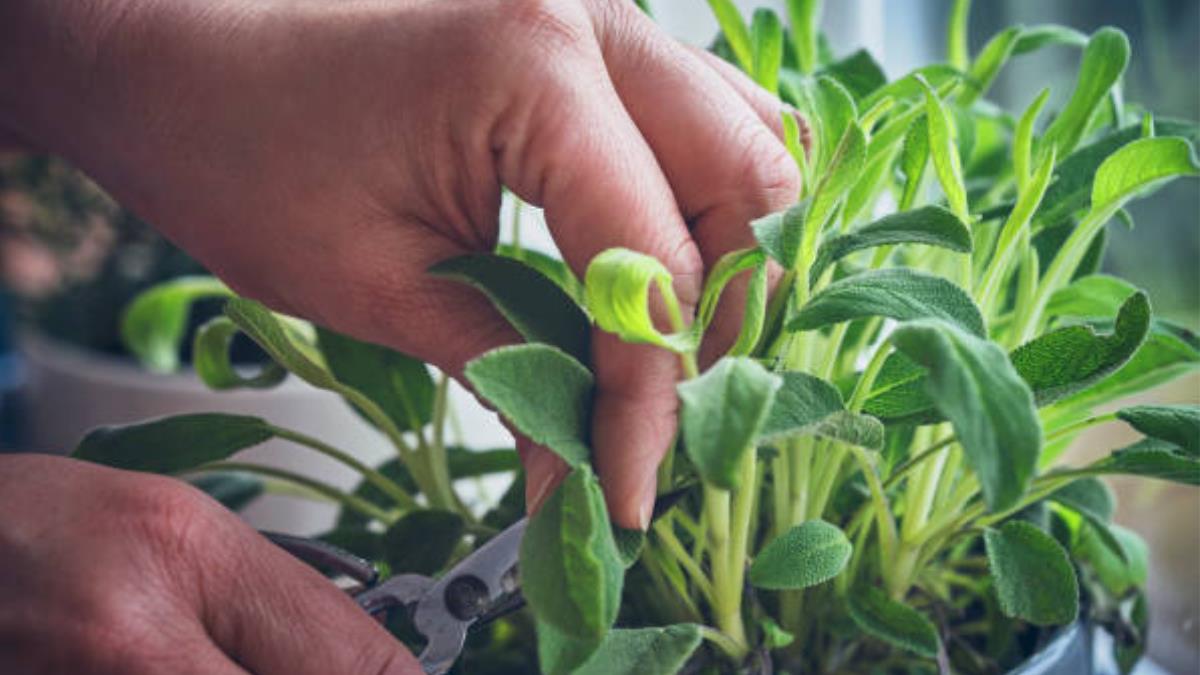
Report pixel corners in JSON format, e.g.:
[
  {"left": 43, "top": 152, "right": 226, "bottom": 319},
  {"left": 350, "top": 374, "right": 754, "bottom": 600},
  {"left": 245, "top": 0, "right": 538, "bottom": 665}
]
[
  {"left": 267, "top": 425, "right": 417, "bottom": 510},
  {"left": 703, "top": 483, "right": 748, "bottom": 655},
  {"left": 192, "top": 461, "right": 395, "bottom": 523},
  {"left": 700, "top": 626, "right": 748, "bottom": 661},
  {"left": 654, "top": 520, "right": 716, "bottom": 602}
]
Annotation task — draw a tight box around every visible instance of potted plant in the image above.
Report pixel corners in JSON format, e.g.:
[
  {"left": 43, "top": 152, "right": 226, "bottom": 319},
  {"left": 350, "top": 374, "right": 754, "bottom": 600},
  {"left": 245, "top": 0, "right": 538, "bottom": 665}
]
[{"left": 68, "top": 1, "right": 1198, "bottom": 672}]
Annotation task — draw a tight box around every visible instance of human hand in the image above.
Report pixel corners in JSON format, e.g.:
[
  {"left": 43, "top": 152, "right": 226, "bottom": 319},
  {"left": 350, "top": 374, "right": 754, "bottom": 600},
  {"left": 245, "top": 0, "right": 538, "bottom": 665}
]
[
  {"left": 0, "top": 454, "right": 421, "bottom": 674},
  {"left": 0, "top": 0, "right": 802, "bottom": 529}
]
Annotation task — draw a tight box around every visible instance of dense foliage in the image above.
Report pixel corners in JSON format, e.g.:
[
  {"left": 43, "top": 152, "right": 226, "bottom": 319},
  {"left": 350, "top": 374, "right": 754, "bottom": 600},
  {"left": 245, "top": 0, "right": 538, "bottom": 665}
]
[{"left": 72, "top": 1, "right": 1199, "bottom": 673}]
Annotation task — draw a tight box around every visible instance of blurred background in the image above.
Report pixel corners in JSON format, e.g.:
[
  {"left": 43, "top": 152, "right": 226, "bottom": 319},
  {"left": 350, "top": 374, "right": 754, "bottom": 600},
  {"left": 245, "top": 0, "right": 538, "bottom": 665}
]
[{"left": 0, "top": 0, "right": 1195, "bottom": 672}]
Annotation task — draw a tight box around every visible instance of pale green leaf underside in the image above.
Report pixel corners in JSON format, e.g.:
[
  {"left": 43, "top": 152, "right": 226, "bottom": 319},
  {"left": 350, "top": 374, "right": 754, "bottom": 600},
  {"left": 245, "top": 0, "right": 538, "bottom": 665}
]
[
  {"left": 120, "top": 276, "right": 232, "bottom": 373},
  {"left": 574, "top": 624, "right": 703, "bottom": 675}
]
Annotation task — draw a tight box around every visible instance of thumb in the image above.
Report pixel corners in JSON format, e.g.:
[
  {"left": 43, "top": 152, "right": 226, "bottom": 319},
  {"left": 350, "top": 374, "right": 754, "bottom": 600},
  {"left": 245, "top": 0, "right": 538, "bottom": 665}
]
[
  {"left": 200, "top": 527, "right": 422, "bottom": 675},
  {"left": 495, "top": 32, "right": 702, "bottom": 530}
]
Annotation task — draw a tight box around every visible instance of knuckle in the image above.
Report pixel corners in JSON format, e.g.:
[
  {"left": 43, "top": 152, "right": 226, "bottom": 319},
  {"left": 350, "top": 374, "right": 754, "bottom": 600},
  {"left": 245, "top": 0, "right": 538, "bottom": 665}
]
[
  {"left": 116, "top": 477, "right": 218, "bottom": 563},
  {"left": 500, "top": 0, "right": 592, "bottom": 57},
  {"left": 727, "top": 118, "right": 803, "bottom": 211}
]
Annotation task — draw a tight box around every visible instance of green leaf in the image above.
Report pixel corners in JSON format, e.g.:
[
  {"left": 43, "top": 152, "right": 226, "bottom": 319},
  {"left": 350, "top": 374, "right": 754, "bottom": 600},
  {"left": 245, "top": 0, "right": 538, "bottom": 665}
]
[
  {"left": 809, "top": 206, "right": 971, "bottom": 285},
  {"left": 537, "top": 619, "right": 601, "bottom": 675},
  {"left": 749, "top": 9, "right": 783, "bottom": 94},
  {"left": 696, "top": 248, "right": 765, "bottom": 336},
  {"left": 789, "top": 269, "right": 985, "bottom": 337},
  {"left": 802, "top": 77, "right": 858, "bottom": 175},
  {"left": 520, "top": 467, "right": 623, "bottom": 640},
  {"left": 807, "top": 122, "right": 867, "bottom": 233},
  {"left": 1012, "top": 24, "right": 1088, "bottom": 55},
  {"left": 677, "top": 357, "right": 781, "bottom": 490},
  {"left": 962, "top": 26, "right": 1023, "bottom": 105},
  {"left": 465, "top": 345, "right": 593, "bottom": 468},
  {"left": 495, "top": 244, "right": 585, "bottom": 303},
  {"left": 1042, "top": 27, "right": 1130, "bottom": 157},
  {"left": 749, "top": 519, "right": 851, "bottom": 589},
  {"left": 1011, "top": 291, "right": 1150, "bottom": 406},
  {"left": 706, "top": 0, "right": 752, "bottom": 71},
  {"left": 1090, "top": 438, "right": 1200, "bottom": 485},
  {"left": 1036, "top": 124, "right": 1141, "bottom": 228},
  {"left": 584, "top": 248, "right": 696, "bottom": 354},
  {"left": 891, "top": 320, "right": 1040, "bottom": 511},
  {"left": 1050, "top": 477, "right": 1114, "bottom": 524},
  {"left": 1057, "top": 321, "right": 1200, "bottom": 410},
  {"left": 759, "top": 372, "right": 884, "bottom": 449},
  {"left": 1089, "top": 136, "right": 1200, "bottom": 219},
  {"left": 1014, "top": 89, "right": 1051, "bottom": 193},
  {"left": 786, "top": 0, "right": 821, "bottom": 74},
  {"left": 1047, "top": 274, "right": 1139, "bottom": 318},
  {"left": 74, "top": 413, "right": 274, "bottom": 473},
  {"left": 730, "top": 261, "right": 769, "bottom": 357},
  {"left": 985, "top": 520, "right": 1080, "bottom": 626},
  {"left": 192, "top": 317, "right": 288, "bottom": 390},
  {"left": 224, "top": 298, "right": 338, "bottom": 389},
  {"left": 574, "top": 624, "right": 703, "bottom": 675},
  {"left": 1077, "top": 522, "right": 1148, "bottom": 597},
  {"left": 190, "top": 472, "right": 263, "bottom": 512},
  {"left": 430, "top": 253, "right": 591, "bottom": 364},
  {"left": 751, "top": 202, "right": 806, "bottom": 269},
  {"left": 917, "top": 75, "right": 969, "bottom": 220},
  {"left": 899, "top": 115, "right": 930, "bottom": 209},
  {"left": 759, "top": 616, "right": 795, "bottom": 649},
  {"left": 317, "top": 328, "right": 434, "bottom": 433},
  {"left": 1117, "top": 405, "right": 1199, "bottom": 457},
  {"left": 384, "top": 509, "right": 464, "bottom": 575},
  {"left": 819, "top": 49, "right": 886, "bottom": 101},
  {"left": 848, "top": 586, "right": 941, "bottom": 658},
  {"left": 862, "top": 65, "right": 961, "bottom": 111},
  {"left": 612, "top": 527, "right": 645, "bottom": 568},
  {"left": 120, "top": 276, "right": 232, "bottom": 372}
]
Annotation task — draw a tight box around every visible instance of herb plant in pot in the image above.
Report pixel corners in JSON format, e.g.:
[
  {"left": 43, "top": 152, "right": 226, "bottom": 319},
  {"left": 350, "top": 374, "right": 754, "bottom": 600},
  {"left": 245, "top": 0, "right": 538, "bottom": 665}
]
[{"left": 69, "top": 0, "right": 1199, "bottom": 673}]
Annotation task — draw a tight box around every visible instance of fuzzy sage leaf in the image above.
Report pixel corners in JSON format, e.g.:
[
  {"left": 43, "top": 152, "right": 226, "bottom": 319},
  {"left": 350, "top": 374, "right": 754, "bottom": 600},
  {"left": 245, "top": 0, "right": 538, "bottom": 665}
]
[
  {"left": 848, "top": 586, "right": 941, "bottom": 658},
  {"left": 985, "top": 520, "right": 1080, "bottom": 626},
  {"left": 465, "top": 344, "right": 593, "bottom": 468},
  {"left": 74, "top": 413, "right": 274, "bottom": 473},
  {"left": 678, "top": 357, "right": 781, "bottom": 490},
  {"left": 521, "top": 466, "right": 623, "bottom": 641},
  {"left": 809, "top": 206, "right": 971, "bottom": 285},
  {"left": 790, "top": 269, "right": 985, "bottom": 337},
  {"left": 749, "top": 519, "right": 851, "bottom": 589},
  {"left": 584, "top": 248, "right": 697, "bottom": 354},
  {"left": 891, "top": 320, "right": 1041, "bottom": 511},
  {"left": 1116, "top": 404, "right": 1200, "bottom": 457}
]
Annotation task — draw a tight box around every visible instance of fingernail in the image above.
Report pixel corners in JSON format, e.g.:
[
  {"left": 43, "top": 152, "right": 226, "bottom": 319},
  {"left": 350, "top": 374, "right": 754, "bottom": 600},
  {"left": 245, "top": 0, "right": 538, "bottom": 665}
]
[{"left": 636, "top": 473, "right": 658, "bottom": 531}]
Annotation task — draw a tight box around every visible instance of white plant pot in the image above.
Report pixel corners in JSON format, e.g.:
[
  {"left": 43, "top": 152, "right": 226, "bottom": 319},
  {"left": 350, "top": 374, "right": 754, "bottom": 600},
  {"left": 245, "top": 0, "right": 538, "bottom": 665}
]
[{"left": 18, "top": 333, "right": 512, "bottom": 535}]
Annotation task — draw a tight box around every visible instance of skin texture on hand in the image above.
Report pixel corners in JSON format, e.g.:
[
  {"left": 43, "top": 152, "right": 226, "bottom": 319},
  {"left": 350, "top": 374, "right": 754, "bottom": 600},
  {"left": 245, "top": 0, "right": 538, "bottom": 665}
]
[
  {"left": 0, "top": 0, "right": 800, "bottom": 526},
  {"left": 0, "top": 454, "right": 421, "bottom": 675}
]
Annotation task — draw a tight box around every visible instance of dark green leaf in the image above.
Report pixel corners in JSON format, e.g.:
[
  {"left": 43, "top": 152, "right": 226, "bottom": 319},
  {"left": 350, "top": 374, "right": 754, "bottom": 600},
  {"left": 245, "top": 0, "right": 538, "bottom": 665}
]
[
  {"left": 612, "top": 526, "right": 645, "bottom": 568},
  {"left": 749, "top": 519, "right": 851, "bottom": 589},
  {"left": 848, "top": 585, "right": 941, "bottom": 658},
  {"left": 819, "top": 49, "right": 886, "bottom": 100},
  {"left": 1090, "top": 438, "right": 1200, "bottom": 485},
  {"left": 678, "top": 357, "right": 781, "bottom": 489},
  {"left": 520, "top": 467, "right": 623, "bottom": 640},
  {"left": 495, "top": 245, "right": 585, "bottom": 303},
  {"left": 760, "top": 371, "right": 849, "bottom": 438},
  {"left": 751, "top": 202, "right": 807, "bottom": 269},
  {"left": 317, "top": 328, "right": 434, "bottom": 432},
  {"left": 809, "top": 206, "right": 971, "bottom": 284},
  {"left": 465, "top": 345, "right": 593, "bottom": 467},
  {"left": 74, "top": 413, "right": 274, "bottom": 473},
  {"left": 985, "top": 520, "right": 1080, "bottom": 626},
  {"left": 790, "top": 269, "right": 985, "bottom": 337},
  {"left": 574, "top": 624, "right": 703, "bottom": 675},
  {"left": 1012, "top": 292, "right": 1150, "bottom": 406},
  {"left": 189, "top": 472, "right": 263, "bottom": 512},
  {"left": 430, "top": 253, "right": 591, "bottom": 364},
  {"left": 121, "top": 276, "right": 232, "bottom": 372},
  {"left": 1042, "top": 28, "right": 1130, "bottom": 157},
  {"left": 891, "top": 320, "right": 1041, "bottom": 511},
  {"left": 1057, "top": 321, "right": 1200, "bottom": 410},
  {"left": 1117, "top": 404, "right": 1200, "bottom": 457},
  {"left": 319, "top": 526, "right": 386, "bottom": 562},
  {"left": 384, "top": 509, "right": 464, "bottom": 575},
  {"left": 1050, "top": 477, "right": 1114, "bottom": 524}
]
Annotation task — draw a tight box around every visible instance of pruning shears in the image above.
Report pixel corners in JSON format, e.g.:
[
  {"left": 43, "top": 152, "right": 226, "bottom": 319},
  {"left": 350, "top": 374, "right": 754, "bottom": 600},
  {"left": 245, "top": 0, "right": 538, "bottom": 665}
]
[
  {"left": 262, "top": 485, "right": 690, "bottom": 675},
  {"left": 264, "top": 518, "right": 526, "bottom": 675}
]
